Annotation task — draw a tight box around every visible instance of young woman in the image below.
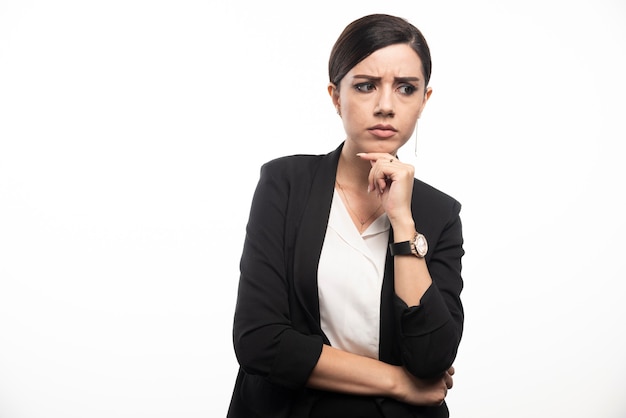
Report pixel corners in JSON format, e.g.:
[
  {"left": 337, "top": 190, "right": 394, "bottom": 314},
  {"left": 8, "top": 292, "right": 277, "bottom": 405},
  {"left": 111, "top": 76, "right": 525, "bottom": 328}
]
[{"left": 227, "top": 14, "right": 464, "bottom": 418}]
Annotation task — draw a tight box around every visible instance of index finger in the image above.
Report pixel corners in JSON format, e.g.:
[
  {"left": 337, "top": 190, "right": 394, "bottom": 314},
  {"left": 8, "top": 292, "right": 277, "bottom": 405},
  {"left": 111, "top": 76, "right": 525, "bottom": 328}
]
[{"left": 356, "top": 152, "right": 396, "bottom": 163}]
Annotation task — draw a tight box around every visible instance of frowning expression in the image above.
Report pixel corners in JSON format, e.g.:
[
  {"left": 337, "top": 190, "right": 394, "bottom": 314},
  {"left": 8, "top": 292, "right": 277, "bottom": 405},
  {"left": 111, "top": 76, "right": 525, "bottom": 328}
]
[{"left": 329, "top": 43, "right": 432, "bottom": 155}]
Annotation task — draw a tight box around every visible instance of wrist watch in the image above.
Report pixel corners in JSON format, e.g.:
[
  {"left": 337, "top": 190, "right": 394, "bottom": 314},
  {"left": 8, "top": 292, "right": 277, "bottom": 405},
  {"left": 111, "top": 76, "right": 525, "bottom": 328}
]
[{"left": 389, "top": 231, "right": 428, "bottom": 258}]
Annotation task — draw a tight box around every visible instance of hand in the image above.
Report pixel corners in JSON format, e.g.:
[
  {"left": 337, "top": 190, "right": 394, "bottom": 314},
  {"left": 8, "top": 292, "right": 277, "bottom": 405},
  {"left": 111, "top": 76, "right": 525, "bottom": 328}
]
[
  {"left": 356, "top": 153, "right": 414, "bottom": 225},
  {"left": 394, "top": 366, "right": 455, "bottom": 407}
]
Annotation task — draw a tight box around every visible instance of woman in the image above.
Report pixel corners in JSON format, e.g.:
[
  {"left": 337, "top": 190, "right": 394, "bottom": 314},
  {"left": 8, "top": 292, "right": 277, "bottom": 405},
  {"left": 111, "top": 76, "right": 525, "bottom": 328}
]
[{"left": 227, "top": 14, "right": 464, "bottom": 418}]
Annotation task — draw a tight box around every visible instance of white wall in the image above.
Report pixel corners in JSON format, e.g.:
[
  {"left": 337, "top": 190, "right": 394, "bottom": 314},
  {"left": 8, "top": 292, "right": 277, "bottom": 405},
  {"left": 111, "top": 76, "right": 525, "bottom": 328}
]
[{"left": 1, "top": 1, "right": 625, "bottom": 417}]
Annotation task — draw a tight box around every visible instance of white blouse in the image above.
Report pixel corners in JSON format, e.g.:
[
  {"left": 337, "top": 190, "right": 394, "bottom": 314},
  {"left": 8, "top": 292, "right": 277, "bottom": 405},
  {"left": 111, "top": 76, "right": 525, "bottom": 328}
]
[{"left": 318, "top": 188, "right": 390, "bottom": 359}]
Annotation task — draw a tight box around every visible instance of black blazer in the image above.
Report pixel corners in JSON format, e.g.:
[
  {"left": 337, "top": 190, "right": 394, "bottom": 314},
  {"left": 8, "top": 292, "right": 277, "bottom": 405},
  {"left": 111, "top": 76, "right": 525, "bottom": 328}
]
[{"left": 227, "top": 143, "right": 464, "bottom": 418}]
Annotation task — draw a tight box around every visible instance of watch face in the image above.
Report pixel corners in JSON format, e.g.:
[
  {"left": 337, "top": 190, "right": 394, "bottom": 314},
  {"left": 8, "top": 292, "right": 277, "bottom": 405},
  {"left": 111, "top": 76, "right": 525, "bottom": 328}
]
[{"left": 414, "top": 234, "right": 428, "bottom": 257}]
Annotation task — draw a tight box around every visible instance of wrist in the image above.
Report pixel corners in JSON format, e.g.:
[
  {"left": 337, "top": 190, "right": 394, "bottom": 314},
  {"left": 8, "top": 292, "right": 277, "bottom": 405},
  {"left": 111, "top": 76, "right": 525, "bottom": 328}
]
[
  {"left": 388, "top": 366, "right": 414, "bottom": 402},
  {"left": 391, "top": 219, "right": 416, "bottom": 242}
]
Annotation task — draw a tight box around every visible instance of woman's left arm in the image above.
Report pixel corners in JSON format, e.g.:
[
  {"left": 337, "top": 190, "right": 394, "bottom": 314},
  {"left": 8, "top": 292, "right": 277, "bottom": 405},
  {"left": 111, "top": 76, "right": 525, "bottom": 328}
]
[
  {"left": 360, "top": 153, "right": 464, "bottom": 378},
  {"left": 393, "top": 202, "right": 464, "bottom": 378}
]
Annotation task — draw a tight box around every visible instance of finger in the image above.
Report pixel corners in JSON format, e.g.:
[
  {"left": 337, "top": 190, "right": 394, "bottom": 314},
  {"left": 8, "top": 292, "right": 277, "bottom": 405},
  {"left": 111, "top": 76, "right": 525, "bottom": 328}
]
[
  {"left": 441, "top": 383, "right": 448, "bottom": 405},
  {"left": 376, "top": 178, "right": 385, "bottom": 194},
  {"left": 368, "top": 165, "right": 393, "bottom": 195},
  {"left": 379, "top": 178, "right": 393, "bottom": 195},
  {"left": 448, "top": 366, "right": 455, "bottom": 376},
  {"left": 356, "top": 152, "right": 395, "bottom": 163},
  {"left": 444, "top": 372, "right": 454, "bottom": 390},
  {"left": 363, "top": 157, "right": 386, "bottom": 194}
]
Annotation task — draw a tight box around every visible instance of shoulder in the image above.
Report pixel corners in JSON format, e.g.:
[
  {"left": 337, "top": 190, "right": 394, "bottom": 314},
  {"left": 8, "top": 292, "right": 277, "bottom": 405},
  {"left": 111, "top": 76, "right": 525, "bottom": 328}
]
[
  {"left": 256, "top": 154, "right": 326, "bottom": 193},
  {"left": 258, "top": 145, "right": 342, "bottom": 186},
  {"left": 250, "top": 150, "right": 338, "bottom": 232},
  {"left": 413, "top": 178, "right": 460, "bottom": 206},
  {"left": 260, "top": 153, "right": 326, "bottom": 176},
  {"left": 412, "top": 178, "right": 462, "bottom": 220}
]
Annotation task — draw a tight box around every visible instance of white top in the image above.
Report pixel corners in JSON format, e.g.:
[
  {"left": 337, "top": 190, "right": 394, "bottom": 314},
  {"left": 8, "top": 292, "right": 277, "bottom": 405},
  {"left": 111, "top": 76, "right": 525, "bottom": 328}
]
[{"left": 318, "top": 188, "right": 390, "bottom": 359}]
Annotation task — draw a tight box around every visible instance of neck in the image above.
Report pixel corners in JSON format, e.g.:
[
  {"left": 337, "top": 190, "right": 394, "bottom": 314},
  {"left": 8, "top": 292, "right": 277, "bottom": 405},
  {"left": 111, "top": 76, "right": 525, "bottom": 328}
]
[{"left": 336, "top": 146, "right": 373, "bottom": 191}]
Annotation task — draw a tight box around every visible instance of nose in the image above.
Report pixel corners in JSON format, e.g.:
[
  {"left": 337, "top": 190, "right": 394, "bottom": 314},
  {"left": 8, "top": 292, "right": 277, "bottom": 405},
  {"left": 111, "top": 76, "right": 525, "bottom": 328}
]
[{"left": 374, "top": 87, "right": 394, "bottom": 117}]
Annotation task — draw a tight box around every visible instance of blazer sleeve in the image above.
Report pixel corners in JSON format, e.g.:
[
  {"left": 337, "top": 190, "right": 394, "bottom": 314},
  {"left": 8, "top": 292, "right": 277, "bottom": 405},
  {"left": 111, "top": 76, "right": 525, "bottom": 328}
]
[
  {"left": 395, "top": 197, "right": 465, "bottom": 378},
  {"left": 232, "top": 160, "right": 324, "bottom": 390}
]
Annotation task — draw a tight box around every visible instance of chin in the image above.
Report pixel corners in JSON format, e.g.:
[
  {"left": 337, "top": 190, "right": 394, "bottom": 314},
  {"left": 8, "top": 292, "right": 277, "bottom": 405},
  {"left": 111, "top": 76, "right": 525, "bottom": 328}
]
[
  {"left": 346, "top": 136, "right": 407, "bottom": 155},
  {"left": 368, "top": 139, "right": 406, "bottom": 154}
]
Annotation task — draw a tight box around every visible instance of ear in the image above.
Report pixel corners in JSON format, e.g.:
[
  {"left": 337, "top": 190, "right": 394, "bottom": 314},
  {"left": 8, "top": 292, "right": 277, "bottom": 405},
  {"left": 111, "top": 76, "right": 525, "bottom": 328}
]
[
  {"left": 418, "top": 86, "right": 433, "bottom": 118},
  {"left": 328, "top": 83, "right": 340, "bottom": 108}
]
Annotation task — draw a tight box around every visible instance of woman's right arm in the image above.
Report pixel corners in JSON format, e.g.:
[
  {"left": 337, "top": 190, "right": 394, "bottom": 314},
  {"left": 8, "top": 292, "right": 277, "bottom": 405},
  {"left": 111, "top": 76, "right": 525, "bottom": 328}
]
[
  {"left": 308, "top": 344, "right": 453, "bottom": 406},
  {"left": 233, "top": 160, "right": 325, "bottom": 389}
]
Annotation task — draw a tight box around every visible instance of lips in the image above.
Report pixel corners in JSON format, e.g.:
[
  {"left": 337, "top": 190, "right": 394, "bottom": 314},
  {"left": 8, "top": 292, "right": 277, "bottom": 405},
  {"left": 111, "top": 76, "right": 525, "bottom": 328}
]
[{"left": 368, "top": 124, "right": 398, "bottom": 138}]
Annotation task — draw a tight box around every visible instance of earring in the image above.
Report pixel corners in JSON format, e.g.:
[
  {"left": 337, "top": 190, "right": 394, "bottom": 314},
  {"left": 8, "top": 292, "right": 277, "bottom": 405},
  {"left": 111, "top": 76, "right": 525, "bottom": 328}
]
[
  {"left": 414, "top": 120, "right": 419, "bottom": 157},
  {"left": 336, "top": 106, "right": 341, "bottom": 116}
]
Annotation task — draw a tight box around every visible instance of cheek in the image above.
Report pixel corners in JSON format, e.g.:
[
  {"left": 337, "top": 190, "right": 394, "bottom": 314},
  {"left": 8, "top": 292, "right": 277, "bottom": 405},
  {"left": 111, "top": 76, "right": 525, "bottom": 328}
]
[
  {"left": 342, "top": 94, "right": 370, "bottom": 115},
  {"left": 343, "top": 104, "right": 369, "bottom": 127},
  {"left": 339, "top": 98, "right": 356, "bottom": 118},
  {"left": 410, "top": 99, "right": 426, "bottom": 119}
]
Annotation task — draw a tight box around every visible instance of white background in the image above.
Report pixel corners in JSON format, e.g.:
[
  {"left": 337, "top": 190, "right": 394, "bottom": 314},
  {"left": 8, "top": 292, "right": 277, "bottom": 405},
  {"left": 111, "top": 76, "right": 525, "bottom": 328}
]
[{"left": 1, "top": 1, "right": 625, "bottom": 417}]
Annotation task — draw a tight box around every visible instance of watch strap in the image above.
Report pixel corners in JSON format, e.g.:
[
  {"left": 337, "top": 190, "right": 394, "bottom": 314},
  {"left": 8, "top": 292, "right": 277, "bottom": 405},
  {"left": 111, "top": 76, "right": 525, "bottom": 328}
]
[{"left": 389, "top": 240, "right": 413, "bottom": 256}]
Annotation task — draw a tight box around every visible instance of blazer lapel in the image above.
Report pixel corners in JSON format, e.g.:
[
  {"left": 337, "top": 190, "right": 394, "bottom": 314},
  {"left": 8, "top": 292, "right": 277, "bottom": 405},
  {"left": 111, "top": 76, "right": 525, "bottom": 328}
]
[{"left": 292, "top": 144, "right": 342, "bottom": 335}]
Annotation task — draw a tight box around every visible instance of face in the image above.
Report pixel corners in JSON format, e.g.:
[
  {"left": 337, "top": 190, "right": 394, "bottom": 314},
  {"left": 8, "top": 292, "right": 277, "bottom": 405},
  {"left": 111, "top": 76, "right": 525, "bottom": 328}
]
[{"left": 329, "top": 43, "right": 432, "bottom": 155}]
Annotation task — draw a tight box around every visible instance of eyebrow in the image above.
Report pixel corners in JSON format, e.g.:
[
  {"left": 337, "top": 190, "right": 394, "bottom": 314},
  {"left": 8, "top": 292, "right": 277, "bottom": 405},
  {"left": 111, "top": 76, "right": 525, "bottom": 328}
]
[{"left": 352, "top": 74, "right": 421, "bottom": 83}]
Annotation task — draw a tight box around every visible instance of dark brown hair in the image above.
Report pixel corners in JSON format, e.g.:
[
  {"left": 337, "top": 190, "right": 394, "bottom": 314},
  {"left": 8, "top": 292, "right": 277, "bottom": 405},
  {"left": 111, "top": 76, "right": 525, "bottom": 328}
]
[{"left": 328, "top": 14, "right": 432, "bottom": 90}]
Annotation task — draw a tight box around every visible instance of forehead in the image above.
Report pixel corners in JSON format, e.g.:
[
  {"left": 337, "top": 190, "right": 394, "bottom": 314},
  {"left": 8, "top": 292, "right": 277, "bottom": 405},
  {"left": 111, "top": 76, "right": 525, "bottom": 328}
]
[{"left": 348, "top": 44, "right": 424, "bottom": 79}]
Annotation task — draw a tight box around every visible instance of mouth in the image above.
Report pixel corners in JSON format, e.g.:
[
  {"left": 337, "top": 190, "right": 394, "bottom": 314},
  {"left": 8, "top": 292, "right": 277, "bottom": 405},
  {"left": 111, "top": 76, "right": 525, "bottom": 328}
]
[{"left": 368, "top": 124, "right": 398, "bottom": 138}]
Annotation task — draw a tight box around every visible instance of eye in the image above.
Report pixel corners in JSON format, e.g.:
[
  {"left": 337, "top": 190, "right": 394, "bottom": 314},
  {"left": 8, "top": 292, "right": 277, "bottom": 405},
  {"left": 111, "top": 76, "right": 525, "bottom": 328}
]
[
  {"left": 397, "top": 84, "right": 417, "bottom": 95},
  {"left": 354, "top": 82, "right": 376, "bottom": 92}
]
